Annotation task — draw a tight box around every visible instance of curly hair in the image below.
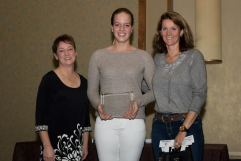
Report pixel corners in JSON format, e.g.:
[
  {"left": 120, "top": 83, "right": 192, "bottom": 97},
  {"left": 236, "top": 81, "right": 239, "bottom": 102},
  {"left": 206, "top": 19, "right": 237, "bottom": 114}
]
[{"left": 152, "top": 11, "right": 194, "bottom": 53}]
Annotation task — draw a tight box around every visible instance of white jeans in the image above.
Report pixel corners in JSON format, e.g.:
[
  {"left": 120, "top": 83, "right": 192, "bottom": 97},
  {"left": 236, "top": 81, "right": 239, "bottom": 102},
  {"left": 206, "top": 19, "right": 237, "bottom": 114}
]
[{"left": 94, "top": 117, "right": 146, "bottom": 161}]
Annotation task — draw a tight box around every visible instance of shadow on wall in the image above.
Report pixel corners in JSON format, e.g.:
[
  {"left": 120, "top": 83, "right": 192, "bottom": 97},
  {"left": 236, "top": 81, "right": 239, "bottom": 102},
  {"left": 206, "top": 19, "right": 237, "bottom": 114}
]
[
  {"left": 145, "top": 102, "right": 155, "bottom": 117},
  {"left": 89, "top": 104, "right": 96, "bottom": 121},
  {"left": 200, "top": 102, "right": 207, "bottom": 118}
]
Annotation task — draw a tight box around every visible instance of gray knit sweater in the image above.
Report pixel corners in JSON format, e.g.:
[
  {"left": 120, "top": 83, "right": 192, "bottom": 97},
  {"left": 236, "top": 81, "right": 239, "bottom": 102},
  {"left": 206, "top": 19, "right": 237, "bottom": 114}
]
[
  {"left": 153, "top": 49, "right": 207, "bottom": 114},
  {"left": 87, "top": 48, "right": 155, "bottom": 119}
]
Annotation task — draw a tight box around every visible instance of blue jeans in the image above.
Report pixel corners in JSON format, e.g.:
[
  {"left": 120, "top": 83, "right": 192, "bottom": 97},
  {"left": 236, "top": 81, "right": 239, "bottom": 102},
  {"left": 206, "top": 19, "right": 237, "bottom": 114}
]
[{"left": 151, "top": 113, "right": 204, "bottom": 161}]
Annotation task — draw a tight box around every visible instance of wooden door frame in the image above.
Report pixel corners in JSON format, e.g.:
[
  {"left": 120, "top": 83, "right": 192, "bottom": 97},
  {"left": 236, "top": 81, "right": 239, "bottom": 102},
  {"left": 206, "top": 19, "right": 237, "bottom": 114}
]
[{"left": 138, "top": 0, "right": 172, "bottom": 50}]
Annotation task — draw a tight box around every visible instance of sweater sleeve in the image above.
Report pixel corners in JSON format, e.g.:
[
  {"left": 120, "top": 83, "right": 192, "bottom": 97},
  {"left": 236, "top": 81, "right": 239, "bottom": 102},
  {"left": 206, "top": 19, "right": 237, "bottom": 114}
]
[
  {"left": 87, "top": 50, "right": 101, "bottom": 110},
  {"left": 188, "top": 50, "right": 207, "bottom": 114},
  {"left": 81, "top": 76, "right": 92, "bottom": 132},
  {"left": 135, "top": 51, "right": 155, "bottom": 107},
  {"left": 83, "top": 102, "right": 92, "bottom": 132},
  {"left": 35, "top": 75, "right": 51, "bottom": 133}
]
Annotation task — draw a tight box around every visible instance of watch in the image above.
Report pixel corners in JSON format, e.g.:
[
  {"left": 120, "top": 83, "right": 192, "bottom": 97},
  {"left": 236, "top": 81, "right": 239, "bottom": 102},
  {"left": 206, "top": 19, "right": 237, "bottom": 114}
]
[{"left": 179, "top": 125, "right": 189, "bottom": 133}]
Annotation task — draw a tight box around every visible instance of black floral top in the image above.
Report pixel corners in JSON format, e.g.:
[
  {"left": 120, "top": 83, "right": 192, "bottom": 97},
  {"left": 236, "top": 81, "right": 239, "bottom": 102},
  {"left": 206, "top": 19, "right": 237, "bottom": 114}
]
[{"left": 35, "top": 71, "right": 91, "bottom": 161}]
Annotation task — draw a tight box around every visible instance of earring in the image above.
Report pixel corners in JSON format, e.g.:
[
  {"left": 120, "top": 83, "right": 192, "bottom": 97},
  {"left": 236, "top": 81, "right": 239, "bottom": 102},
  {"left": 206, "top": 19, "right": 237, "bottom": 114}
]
[
  {"left": 113, "top": 39, "right": 115, "bottom": 45},
  {"left": 56, "top": 57, "right": 58, "bottom": 60}
]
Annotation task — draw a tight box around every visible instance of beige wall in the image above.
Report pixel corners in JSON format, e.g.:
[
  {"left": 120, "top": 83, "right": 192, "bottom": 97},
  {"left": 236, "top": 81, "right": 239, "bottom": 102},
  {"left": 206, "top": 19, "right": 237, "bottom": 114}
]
[
  {"left": 146, "top": 0, "right": 241, "bottom": 158},
  {"left": 204, "top": 0, "right": 241, "bottom": 158},
  {"left": 0, "top": 1, "right": 138, "bottom": 160}
]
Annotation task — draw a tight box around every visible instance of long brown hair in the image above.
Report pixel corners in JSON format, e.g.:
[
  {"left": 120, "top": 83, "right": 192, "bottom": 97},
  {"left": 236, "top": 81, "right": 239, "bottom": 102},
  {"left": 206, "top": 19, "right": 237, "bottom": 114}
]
[{"left": 153, "top": 11, "right": 194, "bottom": 53}]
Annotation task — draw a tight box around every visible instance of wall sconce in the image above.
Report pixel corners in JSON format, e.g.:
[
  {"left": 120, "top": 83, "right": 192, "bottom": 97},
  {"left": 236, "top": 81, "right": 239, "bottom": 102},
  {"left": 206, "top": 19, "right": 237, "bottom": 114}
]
[{"left": 196, "top": 0, "right": 222, "bottom": 63}]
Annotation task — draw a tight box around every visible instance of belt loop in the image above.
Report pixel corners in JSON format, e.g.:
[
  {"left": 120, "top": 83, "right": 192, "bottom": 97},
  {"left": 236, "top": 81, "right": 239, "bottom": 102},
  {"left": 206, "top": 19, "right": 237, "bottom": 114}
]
[
  {"left": 170, "top": 115, "right": 174, "bottom": 121},
  {"left": 155, "top": 112, "right": 159, "bottom": 120},
  {"left": 179, "top": 113, "right": 185, "bottom": 121}
]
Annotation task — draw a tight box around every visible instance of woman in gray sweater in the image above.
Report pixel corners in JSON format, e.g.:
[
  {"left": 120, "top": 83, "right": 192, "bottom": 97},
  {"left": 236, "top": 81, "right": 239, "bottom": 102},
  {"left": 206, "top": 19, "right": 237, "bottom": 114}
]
[
  {"left": 87, "top": 8, "right": 155, "bottom": 161},
  {"left": 151, "top": 11, "right": 207, "bottom": 161}
]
